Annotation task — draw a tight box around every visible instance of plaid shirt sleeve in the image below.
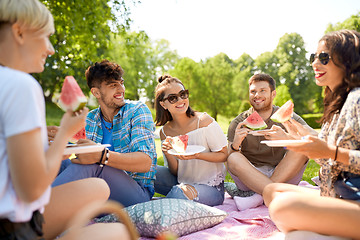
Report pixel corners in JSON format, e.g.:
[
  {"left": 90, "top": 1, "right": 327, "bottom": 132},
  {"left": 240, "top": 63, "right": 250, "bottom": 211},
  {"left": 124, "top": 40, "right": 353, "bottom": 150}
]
[{"left": 128, "top": 103, "right": 157, "bottom": 162}]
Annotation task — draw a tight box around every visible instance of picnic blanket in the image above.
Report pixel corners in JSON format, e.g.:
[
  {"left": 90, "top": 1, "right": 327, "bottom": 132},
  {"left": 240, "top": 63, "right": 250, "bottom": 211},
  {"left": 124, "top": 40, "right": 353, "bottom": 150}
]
[{"left": 141, "top": 181, "right": 318, "bottom": 240}]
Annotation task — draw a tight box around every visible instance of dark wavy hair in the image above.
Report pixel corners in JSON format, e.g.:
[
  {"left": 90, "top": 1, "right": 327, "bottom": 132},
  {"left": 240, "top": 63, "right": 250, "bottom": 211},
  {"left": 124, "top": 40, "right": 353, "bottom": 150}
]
[
  {"left": 248, "top": 73, "right": 276, "bottom": 91},
  {"left": 320, "top": 30, "right": 360, "bottom": 124},
  {"left": 85, "top": 59, "right": 124, "bottom": 89},
  {"left": 154, "top": 74, "right": 195, "bottom": 126}
]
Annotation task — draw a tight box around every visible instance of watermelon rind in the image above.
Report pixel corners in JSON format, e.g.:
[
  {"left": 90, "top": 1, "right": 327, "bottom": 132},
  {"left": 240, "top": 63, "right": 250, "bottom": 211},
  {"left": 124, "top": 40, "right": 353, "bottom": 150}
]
[
  {"left": 58, "top": 98, "right": 87, "bottom": 112},
  {"left": 270, "top": 100, "right": 294, "bottom": 123},
  {"left": 244, "top": 111, "right": 267, "bottom": 130}
]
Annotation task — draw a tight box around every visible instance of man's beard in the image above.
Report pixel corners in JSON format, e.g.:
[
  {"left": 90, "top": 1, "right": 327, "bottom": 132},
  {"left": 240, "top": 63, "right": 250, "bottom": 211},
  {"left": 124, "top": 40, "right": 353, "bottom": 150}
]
[
  {"left": 100, "top": 94, "right": 123, "bottom": 109},
  {"left": 251, "top": 100, "right": 272, "bottom": 113}
]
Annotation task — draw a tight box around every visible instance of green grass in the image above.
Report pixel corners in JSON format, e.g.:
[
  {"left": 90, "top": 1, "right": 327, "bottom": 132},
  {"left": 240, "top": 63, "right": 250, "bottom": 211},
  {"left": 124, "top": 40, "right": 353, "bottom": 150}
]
[{"left": 46, "top": 102, "right": 320, "bottom": 186}]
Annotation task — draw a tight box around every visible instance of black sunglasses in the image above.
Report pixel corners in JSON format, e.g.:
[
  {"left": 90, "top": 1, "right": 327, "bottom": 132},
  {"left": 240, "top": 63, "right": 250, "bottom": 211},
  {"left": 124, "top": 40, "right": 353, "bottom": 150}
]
[
  {"left": 162, "top": 89, "right": 189, "bottom": 104},
  {"left": 310, "top": 52, "right": 331, "bottom": 65}
]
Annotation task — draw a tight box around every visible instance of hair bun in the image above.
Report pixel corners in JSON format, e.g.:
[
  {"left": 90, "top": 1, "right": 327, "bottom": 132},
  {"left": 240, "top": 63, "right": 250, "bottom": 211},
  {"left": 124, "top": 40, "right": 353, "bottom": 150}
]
[{"left": 158, "top": 74, "right": 172, "bottom": 83}]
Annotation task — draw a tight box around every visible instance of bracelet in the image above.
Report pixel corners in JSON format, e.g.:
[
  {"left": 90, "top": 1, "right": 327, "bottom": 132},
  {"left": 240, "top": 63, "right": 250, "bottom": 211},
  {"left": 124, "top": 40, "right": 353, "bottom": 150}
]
[
  {"left": 97, "top": 149, "right": 106, "bottom": 167},
  {"left": 103, "top": 148, "right": 110, "bottom": 165},
  {"left": 334, "top": 145, "right": 339, "bottom": 161},
  {"left": 230, "top": 143, "right": 239, "bottom": 151}
]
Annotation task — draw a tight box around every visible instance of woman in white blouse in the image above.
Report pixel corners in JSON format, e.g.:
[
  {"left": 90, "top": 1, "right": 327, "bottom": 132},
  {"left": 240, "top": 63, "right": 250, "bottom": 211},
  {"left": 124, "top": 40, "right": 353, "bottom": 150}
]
[
  {"left": 154, "top": 74, "right": 228, "bottom": 206},
  {"left": 263, "top": 30, "right": 360, "bottom": 239}
]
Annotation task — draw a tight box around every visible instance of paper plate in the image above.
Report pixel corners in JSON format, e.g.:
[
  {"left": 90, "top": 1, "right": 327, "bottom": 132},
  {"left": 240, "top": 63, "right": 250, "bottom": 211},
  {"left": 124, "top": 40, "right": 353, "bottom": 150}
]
[
  {"left": 168, "top": 145, "right": 206, "bottom": 156},
  {"left": 64, "top": 144, "right": 111, "bottom": 155},
  {"left": 248, "top": 130, "right": 276, "bottom": 136},
  {"left": 260, "top": 139, "right": 311, "bottom": 147}
]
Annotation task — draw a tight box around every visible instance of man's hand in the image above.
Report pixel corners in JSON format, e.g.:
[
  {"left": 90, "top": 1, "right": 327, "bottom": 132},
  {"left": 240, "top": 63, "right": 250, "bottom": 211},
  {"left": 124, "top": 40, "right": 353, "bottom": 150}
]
[
  {"left": 71, "top": 139, "right": 103, "bottom": 165},
  {"left": 232, "top": 122, "right": 249, "bottom": 150}
]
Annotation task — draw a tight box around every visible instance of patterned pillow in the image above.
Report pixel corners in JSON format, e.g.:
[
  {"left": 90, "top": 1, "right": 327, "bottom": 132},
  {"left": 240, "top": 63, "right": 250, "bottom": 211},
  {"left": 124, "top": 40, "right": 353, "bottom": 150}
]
[
  {"left": 224, "top": 182, "right": 255, "bottom": 198},
  {"left": 94, "top": 198, "right": 227, "bottom": 238}
]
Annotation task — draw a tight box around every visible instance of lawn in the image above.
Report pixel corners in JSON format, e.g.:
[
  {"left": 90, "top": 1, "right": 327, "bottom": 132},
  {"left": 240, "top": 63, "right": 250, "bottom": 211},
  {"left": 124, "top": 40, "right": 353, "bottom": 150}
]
[{"left": 47, "top": 102, "right": 320, "bottom": 186}]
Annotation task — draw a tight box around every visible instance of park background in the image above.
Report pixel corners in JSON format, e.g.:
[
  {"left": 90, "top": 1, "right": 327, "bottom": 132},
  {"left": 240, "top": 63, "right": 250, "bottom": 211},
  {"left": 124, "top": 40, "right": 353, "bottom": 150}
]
[{"left": 39, "top": 0, "right": 360, "bottom": 185}]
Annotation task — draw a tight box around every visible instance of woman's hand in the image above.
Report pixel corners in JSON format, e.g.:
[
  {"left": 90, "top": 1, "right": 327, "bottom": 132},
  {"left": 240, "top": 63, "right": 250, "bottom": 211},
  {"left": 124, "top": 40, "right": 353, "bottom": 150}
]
[
  {"left": 59, "top": 108, "right": 89, "bottom": 140},
  {"left": 162, "top": 137, "right": 173, "bottom": 153},
  {"left": 262, "top": 125, "right": 292, "bottom": 140},
  {"left": 282, "top": 119, "right": 318, "bottom": 139},
  {"left": 285, "top": 135, "right": 333, "bottom": 159},
  {"left": 176, "top": 153, "right": 199, "bottom": 160}
]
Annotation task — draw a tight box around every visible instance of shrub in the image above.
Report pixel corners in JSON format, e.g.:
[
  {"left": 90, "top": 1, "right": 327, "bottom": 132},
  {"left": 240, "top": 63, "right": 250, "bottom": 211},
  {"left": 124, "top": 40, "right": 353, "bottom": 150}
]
[{"left": 301, "top": 113, "right": 323, "bottom": 129}]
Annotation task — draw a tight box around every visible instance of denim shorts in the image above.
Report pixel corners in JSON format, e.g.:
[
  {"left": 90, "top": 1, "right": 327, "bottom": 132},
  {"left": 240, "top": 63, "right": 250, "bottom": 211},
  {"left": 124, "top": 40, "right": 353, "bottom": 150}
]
[{"left": 334, "top": 171, "right": 360, "bottom": 201}]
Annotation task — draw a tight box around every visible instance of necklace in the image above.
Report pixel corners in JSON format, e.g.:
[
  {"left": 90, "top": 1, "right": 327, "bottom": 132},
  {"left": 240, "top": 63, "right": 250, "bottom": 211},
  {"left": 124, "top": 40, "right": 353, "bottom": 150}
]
[
  {"left": 103, "top": 121, "right": 113, "bottom": 131},
  {"left": 101, "top": 114, "right": 113, "bottom": 132}
]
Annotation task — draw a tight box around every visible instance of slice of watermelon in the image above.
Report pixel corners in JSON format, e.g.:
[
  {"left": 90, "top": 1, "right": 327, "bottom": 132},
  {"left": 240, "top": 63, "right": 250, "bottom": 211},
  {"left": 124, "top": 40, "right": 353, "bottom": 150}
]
[
  {"left": 58, "top": 76, "right": 87, "bottom": 112},
  {"left": 169, "top": 135, "right": 189, "bottom": 153},
  {"left": 244, "top": 111, "right": 267, "bottom": 130},
  {"left": 271, "top": 100, "right": 294, "bottom": 123},
  {"left": 70, "top": 127, "right": 86, "bottom": 143}
]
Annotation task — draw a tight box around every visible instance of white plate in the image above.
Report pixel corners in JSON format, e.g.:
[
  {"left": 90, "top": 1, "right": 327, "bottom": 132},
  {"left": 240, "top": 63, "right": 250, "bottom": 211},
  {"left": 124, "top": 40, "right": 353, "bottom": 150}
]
[
  {"left": 261, "top": 139, "right": 311, "bottom": 147},
  {"left": 168, "top": 145, "right": 206, "bottom": 156},
  {"left": 64, "top": 144, "right": 111, "bottom": 155},
  {"left": 249, "top": 130, "right": 276, "bottom": 136}
]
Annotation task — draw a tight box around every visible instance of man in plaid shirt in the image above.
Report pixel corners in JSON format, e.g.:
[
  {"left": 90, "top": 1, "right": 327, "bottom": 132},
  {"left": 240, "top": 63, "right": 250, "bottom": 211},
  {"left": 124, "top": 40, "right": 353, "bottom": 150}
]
[{"left": 53, "top": 60, "right": 157, "bottom": 207}]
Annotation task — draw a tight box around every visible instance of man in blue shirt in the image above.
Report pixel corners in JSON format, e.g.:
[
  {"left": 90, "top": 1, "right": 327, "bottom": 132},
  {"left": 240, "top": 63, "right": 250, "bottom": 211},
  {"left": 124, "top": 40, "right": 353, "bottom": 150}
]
[{"left": 53, "top": 60, "right": 157, "bottom": 207}]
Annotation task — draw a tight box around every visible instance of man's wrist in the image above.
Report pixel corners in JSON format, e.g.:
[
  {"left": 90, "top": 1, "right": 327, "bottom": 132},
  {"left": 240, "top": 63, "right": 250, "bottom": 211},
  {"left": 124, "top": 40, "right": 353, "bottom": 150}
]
[{"left": 230, "top": 143, "right": 240, "bottom": 151}]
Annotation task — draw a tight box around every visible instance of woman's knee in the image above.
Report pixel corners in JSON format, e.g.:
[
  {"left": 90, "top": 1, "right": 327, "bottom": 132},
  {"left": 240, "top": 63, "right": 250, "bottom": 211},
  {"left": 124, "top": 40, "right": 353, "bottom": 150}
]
[
  {"left": 78, "top": 178, "right": 110, "bottom": 201},
  {"left": 180, "top": 184, "right": 198, "bottom": 200},
  {"left": 263, "top": 182, "right": 283, "bottom": 206},
  {"left": 268, "top": 192, "right": 305, "bottom": 224}
]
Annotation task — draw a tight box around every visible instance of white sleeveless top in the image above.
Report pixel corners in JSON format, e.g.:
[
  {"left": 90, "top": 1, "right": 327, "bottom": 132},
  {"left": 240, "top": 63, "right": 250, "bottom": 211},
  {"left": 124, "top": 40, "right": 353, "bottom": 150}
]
[{"left": 161, "top": 114, "right": 227, "bottom": 186}]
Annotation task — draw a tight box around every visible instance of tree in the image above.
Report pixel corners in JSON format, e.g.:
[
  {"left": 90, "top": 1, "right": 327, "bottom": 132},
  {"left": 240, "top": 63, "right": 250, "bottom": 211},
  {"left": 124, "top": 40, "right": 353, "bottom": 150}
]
[
  {"left": 36, "top": 0, "right": 134, "bottom": 102},
  {"left": 169, "top": 58, "right": 202, "bottom": 108},
  {"left": 232, "top": 53, "right": 255, "bottom": 107},
  {"left": 274, "top": 33, "right": 319, "bottom": 114},
  {"left": 254, "top": 51, "right": 279, "bottom": 85},
  {"left": 273, "top": 84, "right": 292, "bottom": 106},
  {"left": 108, "top": 32, "right": 179, "bottom": 103},
  {"left": 326, "top": 12, "right": 360, "bottom": 33},
  {"left": 197, "top": 53, "right": 235, "bottom": 120}
]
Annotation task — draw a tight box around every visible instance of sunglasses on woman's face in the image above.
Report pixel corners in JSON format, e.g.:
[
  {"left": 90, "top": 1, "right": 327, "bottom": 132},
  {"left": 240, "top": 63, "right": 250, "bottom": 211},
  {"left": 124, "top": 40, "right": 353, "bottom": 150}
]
[
  {"left": 310, "top": 52, "right": 331, "bottom": 65},
  {"left": 162, "top": 89, "right": 189, "bottom": 104}
]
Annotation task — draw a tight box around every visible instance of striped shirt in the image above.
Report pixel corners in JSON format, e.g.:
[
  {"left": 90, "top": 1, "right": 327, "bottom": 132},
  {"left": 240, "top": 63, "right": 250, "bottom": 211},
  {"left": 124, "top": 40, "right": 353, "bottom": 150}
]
[{"left": 86, "top": 100, "right": 157, "bottom": 190}]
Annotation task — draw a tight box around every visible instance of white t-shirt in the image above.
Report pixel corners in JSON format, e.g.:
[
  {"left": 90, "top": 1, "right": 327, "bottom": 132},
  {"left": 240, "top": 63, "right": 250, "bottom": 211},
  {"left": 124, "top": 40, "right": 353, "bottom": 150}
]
[
  {"left": 162, "top": 118, "right": 228, "bottom": 186},
  {"left": 0, "top": 66, "right": 50, "bottom": 222}
]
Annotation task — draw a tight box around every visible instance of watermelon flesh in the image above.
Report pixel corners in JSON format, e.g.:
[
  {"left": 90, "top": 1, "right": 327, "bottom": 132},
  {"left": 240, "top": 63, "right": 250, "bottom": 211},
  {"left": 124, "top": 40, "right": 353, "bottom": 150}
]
[
  {"left": 58, "top": 76, "right": 87, "bottom": 112},
  {"left": 244, "top": 111, "right": 267, "bottom": 130},
  {"left": 170, "top": 135, "right": 189, "bottom": 153},
  {"left": 271, "top": 100, "right": 294, "bottom": 123},
  {"left": 70, "top": 127, "right": 86, "bottom": 143}
]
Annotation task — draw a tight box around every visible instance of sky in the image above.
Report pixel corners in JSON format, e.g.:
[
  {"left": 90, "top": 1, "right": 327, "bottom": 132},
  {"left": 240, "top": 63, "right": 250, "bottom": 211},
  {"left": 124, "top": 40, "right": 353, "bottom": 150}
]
[{"left": 128, "top": 0, "right": 360, "bottom": 62}]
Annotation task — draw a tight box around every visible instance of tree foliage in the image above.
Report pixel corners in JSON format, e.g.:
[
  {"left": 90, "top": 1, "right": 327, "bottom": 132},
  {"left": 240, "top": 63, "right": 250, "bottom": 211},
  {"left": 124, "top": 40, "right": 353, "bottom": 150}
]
[
  {"left": 273, "top": 84, "right": 292, "bottom": 106},
  {"left": 108, "top": 31, "right": 179, "bottom": 103},
  {"left": 36, "top": 0, "right": 134, "bottom": 102},
  {"left": 326, "top": 12, "right": 360, "bottom": 33}
]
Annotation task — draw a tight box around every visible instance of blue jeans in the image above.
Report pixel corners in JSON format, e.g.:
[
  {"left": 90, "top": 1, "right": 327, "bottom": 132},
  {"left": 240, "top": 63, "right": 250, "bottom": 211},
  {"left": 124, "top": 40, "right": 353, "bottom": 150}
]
[
  {"left": 52, "top": 160, "right": 153, "bottom": 207},
  {"left": 154, "top": 166, "right": 225, "bottom": 206},
  {"left": 334, "top": 171, "right": 360, "bottom": 201}
]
